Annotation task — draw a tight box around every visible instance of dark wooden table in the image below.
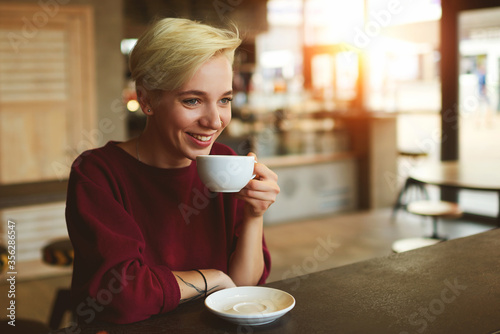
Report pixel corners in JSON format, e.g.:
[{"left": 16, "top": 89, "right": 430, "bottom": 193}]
[{"left": 51, "top": 229, "right": 500, "bottom": 334}]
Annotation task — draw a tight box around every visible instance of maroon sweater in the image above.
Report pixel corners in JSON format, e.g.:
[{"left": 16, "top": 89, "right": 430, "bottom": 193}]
[{"left": 65, "top": 141, "right": 271, "bottom": 324}]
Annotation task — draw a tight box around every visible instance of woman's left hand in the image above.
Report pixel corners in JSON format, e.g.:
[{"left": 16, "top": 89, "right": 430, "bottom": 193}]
[{"left": 235, "top": 153, "right": 280, "bottom": 217}]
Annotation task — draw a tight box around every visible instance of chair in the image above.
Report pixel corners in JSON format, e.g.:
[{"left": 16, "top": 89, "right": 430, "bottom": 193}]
[
  {"left": 42, "top": 238, "right": 74, "bottom": 330},
  {"left": 392, "top": 148, "right": 430, "bottom": 220},
  {"left": 42, "top": 239, "right": 74, "bottom": 266},
  {"left": 398, "top": 148, "right": 428, "bottom": 161},
  {"left": 0, "top": 245, "right": 51, "bottom": 334},
  {"left": 392, "top": 200, "right": 463, "bottom": 253},
  {"left": 0, "top": 244, "right": 7, "bottom": 273},
  {"left": 391, "top": 177, "right": 430, "bottom": 220}
]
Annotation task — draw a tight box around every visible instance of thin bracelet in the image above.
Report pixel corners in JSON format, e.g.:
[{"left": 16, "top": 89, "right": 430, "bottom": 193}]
[{"left": 194, "top": 269, "right": 207, "bottom": 298}]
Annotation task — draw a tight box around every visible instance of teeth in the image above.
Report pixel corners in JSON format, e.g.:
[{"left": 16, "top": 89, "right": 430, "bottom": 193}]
[{"left": 190, "top": 133, "right": 211, "bottom": 142}]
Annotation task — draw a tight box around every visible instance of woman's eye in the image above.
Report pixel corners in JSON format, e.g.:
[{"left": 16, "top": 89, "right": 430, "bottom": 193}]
[
  {"left": 183, "top": 98, "right": 200, "bottom": 106},
  {"left": 220, "top": 97, "right": 232, "bottom": 105}
]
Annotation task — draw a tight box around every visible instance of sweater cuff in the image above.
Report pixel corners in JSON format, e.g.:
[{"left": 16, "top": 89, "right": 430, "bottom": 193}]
[{"left": 149, "top": 265, "right": 181, "bottom": 313}]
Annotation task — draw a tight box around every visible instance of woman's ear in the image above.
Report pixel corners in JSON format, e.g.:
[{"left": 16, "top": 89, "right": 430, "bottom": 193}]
[{"left": 136, "top": 86, "right": 154, "bottom": 115}]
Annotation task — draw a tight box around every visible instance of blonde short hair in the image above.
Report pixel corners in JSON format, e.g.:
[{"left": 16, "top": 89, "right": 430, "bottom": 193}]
[{"left": 129, "top": 18, "right": 241, "bottom": 92}]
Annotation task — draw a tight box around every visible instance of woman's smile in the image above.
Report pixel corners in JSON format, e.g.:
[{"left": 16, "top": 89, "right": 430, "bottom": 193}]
[{"left": 187, "top": 132, "right": 216, "bottom": 146}]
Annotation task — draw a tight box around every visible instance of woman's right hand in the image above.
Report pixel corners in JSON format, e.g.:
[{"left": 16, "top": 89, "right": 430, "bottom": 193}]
[{"left": 173, "top": 269, "right": 236, "bottom": 303}]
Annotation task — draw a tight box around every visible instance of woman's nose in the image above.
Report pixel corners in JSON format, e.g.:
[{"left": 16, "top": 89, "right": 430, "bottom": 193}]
[{"left": 201, "top": 104, "right": 222, "bottom": 129}]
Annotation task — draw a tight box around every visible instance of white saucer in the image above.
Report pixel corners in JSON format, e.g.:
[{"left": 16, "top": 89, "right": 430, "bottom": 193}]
[{"left": 205, "top": 286, "right": 295, "bottom": 326}]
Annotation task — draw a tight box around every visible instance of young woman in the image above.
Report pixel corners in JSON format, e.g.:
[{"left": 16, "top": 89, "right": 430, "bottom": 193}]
[{"left": 66, "top": 18, "right": 279, "bottom": 324}]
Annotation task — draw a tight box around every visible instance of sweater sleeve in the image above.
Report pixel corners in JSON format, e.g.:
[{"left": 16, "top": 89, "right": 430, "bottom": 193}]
[{"left": 66, "top": 165, "right": 180, "bottom": 324}]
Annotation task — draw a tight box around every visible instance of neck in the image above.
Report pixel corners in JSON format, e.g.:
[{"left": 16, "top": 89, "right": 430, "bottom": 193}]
[{"left": 138, "top": 126, "right": 192, "bottom": 169}]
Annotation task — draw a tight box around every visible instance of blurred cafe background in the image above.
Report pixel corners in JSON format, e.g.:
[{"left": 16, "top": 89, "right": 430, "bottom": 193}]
[{"left": 0, "top": 0, "right": 499, "bottom": 329}]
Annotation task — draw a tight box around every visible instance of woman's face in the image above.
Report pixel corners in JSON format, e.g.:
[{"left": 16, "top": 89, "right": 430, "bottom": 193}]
[{"left": 149, "top": 54, "right": 233, "bottom": 167}]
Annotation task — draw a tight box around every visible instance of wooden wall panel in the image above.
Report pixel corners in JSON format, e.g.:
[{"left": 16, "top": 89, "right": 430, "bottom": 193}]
[
  {"left": 0, "top": 4, "right": 95, "bottom": 184},
  {"left": 0, "top": 201, "right": 67, "bottom": 262}
]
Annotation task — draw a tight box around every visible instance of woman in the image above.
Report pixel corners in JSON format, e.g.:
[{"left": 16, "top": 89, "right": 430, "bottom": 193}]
[{"left": 66, "top": 18, "right": 279, "bottom": 324}]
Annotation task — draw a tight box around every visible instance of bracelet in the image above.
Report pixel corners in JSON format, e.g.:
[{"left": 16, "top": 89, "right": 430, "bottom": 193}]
[{"left": 194, "top": 269, "right": 207, "bottom": 298}]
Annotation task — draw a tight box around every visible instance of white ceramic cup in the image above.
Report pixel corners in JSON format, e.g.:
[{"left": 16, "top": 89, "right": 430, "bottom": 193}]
[{"left": 196, "top": 155, "right": 255, "bottom": 193}]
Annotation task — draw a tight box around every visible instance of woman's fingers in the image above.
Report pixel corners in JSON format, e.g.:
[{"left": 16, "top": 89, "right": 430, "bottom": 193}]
[
  {"left": 252, "top": 161, "right": 278, "bottom": 181},
  {"left": 239, "top": 179, "right": 278, "bottom": 200},
  {"left": 236, "top": 159, "right": 279, "bottom": 217}
]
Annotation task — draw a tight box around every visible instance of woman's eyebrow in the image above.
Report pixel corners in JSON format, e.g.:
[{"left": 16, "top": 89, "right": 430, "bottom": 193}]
[
  {"left": 176, "top": 90, "right": 233, "bottom": 97},
  {"left": 176, "top": 90, "right": 206, "bottom": 97}
]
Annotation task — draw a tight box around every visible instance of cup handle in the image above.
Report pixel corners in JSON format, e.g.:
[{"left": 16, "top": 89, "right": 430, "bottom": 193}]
[{"left": 251, "top": 158, "right": 257, "bottom": 179}]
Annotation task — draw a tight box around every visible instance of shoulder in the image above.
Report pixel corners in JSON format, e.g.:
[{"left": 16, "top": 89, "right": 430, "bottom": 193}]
[
  {"left": 210, "top": 142, "right": 237, "bottom": 156},
  {"left": 69, "top": 141, "right": 126, "bottom": 181},
  {"left": 71, "top": 141, "right": 116, "bottom": 166}
]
